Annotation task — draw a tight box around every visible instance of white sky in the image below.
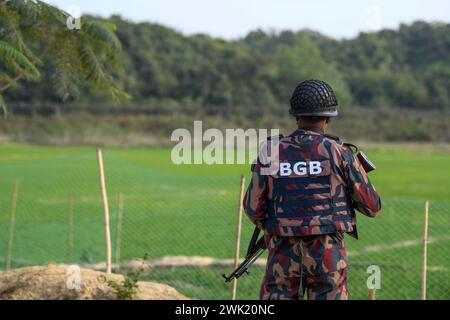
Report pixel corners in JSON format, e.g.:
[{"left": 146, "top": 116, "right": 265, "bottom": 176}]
[{"left": 48, "top": 0, "right": 450, "bottom": 39}]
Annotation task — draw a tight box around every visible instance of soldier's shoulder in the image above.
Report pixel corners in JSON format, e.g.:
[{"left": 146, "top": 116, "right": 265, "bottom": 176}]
[
  {"left": 322, "top": 133, "right": 343, "bottom": 146},
  {"left": 321, "top": 133, "right": 340, "bottom": 142},
  {"left": 252, "top": 134, "right": 284, "bottom": 172},
  {"left": 321, "top": 133, "right": 352, "bottom": 154}
]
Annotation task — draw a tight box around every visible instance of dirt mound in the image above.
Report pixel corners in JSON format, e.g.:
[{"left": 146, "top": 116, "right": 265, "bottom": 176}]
[{"left": 0, "top": 264, "right": 189, "bottom": 300}]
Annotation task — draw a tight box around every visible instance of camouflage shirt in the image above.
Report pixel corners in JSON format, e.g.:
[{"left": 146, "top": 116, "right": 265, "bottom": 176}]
[{"left": 243, "top": 128, "right": 381, "bottom": 237}]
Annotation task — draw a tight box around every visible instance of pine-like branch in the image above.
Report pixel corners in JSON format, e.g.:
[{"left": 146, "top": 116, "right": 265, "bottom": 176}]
[{"left": 82, "top": 19, "right": 122, "bottom": 52}]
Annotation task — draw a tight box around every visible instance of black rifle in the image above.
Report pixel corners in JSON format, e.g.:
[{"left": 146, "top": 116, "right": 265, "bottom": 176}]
[
  {"left": 222, "top": 227, "right": 265, "bottom": 282},
  {"left": 343, "top": 143, "right": 376, "bottom": 173}
]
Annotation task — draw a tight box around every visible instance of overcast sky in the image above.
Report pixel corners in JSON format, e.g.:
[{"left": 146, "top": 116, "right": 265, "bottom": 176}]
[{"left": 48, "top": 0, "right": 450, "bottom": 39}]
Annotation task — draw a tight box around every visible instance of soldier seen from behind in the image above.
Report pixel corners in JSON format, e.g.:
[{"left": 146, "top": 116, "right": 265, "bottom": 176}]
[{"left": 243, "top": 79, "right": 382, "bottom": 300}]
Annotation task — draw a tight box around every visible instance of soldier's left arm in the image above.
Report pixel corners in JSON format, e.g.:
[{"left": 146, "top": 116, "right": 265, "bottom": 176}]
[
  {"left": 243, "top": 159, "right": 268, "bottom": 230},
  {"left": 343, "top": 148, "right": 382, "bottom": 217}
]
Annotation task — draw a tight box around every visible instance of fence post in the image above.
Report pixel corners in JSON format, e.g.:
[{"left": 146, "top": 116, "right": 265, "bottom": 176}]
[
  {"left": 115, "top": 192, "right": 124, "bottom": 271},
  {"left": 368, "top": 288, "right": 376, "bottom": 300},
  {"left": 6, "top": 179, "right": 19, "bottom": 271},
  {"left": 67, "top": 194, "right": 74, "bottom": 263},
  {"left": 421, "top": 200, "right": 429, "bottom": 300},
  {"left": 97, "top": 148, "right": 112, "bottom": 274},
  {"left": 232, "top": 175, "right": 246, "bottom": 300}
]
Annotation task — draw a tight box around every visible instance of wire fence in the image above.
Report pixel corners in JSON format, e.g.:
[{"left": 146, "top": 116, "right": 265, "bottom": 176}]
[{"left": 0, "top": 150, "right": 448, "bottom": 300}]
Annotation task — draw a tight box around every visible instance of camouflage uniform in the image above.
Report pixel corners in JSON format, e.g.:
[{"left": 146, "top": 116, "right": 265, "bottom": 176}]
[{"left": 243, "top": 128, "right": 381, "bottom": 300}]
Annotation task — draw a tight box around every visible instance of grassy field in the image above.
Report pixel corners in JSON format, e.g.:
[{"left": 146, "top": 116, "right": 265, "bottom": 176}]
[{"left": 0, "top": 144, "right": 449, "bottom": 299}]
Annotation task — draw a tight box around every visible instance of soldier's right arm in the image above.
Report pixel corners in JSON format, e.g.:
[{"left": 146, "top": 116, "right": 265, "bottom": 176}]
[{"left": 343, "top": 148, "right": 382, "bottom": 217}]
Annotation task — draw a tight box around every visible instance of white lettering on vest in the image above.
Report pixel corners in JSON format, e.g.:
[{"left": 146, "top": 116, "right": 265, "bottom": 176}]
[
  {"left": 279, "top": 161, "right": 323, "bottom": 176},
  {"left": 279, "top": 162, "right": 292, "bottom": 176},
  {"left": 309, "top": 161, "right": 323, "bottom": 175},
  {"left": 293, "top": 162, "right": 307, "bottom": 175}
]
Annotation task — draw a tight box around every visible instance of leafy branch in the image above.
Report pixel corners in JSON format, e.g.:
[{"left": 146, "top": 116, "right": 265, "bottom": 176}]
[{"left": 0, "top": 0, "right": 129, "bottom": 114}]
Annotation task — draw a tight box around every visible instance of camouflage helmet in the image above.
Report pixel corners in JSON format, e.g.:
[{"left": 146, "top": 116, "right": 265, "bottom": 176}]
[{"left": 289, "top": 80, "right": 338, "bottom": 117}]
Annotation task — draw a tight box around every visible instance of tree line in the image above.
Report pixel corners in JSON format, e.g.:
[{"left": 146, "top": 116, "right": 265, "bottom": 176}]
[{"left": 3, "top": 15, "right": 450, "bottom": 111}]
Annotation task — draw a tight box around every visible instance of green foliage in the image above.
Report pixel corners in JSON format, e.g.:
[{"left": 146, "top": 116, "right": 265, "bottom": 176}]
[
  {"left": 321, "top": 21, "right": 450, "bottom": 109},
  {"left": 105, "top": 254, "right": 148, "bottom": 300},
  {"left": 0, "top": 0, "right": 128, "bottom": 111},
  {"left": 0, "top": 93, "right": 5, "bottom": 115},
  {"left": 0, "top": 40, "right": 40, "bottom": 78},
  {"left": 82, "top": 19, "right": 122, "bottom": 52},
  {"left": 1, "top": 7, "right": 449, "bottom": 112},
  {"left": 106, "top": 273, "right": 140, "bottom": 300},
  {"left": 80, "top": 18, "right": 446, "bottom": 110}
]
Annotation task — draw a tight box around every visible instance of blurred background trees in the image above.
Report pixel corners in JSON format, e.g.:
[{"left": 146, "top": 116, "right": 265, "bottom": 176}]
[
  {"left": 2, "top": 13, "right": 449, "bottom": 112},
  {"left": 1, "top": 5, "right": 449, "bottom": 144}
]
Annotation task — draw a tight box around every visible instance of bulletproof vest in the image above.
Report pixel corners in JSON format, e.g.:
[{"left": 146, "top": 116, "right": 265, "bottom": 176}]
[{"left": 264, "top": 130, "right": 356, "bottom": 237}]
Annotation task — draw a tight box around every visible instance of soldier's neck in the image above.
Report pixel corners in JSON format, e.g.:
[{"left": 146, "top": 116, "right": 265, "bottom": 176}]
[{"left": 298, "top": 126, "right": 325, "bottom": 133}]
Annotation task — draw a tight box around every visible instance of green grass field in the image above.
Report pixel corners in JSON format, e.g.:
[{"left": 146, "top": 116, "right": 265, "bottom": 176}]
[{"left": 0, "top": 144, "right": 449, "bottom": 299}]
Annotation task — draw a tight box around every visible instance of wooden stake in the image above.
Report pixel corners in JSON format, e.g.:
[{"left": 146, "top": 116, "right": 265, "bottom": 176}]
[
  {"left": 368, "top": 288, "right": 376, "bottom": 300},
  {"left": 115, "top": 193, "right": 124, "bottom": 271},
  {"left": 67, "top": 194, "right": 74, "bottom": 263},
  {"left": 97, "top": 148, "right": 112, "bottom": 274},
  {"left": 232, "top": 175, "right": 246, "bottom": 300},
  {"left": 421, "top": 200, "right": 429, "bottom": 300},
  {"left": 6, "top": 180, "right": 19, "bottom": 271}
]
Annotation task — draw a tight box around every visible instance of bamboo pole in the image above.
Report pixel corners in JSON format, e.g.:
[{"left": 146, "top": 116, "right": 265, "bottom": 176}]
[
  {"left": 115, "top": 192, "right": 124, "bottom": 271},
  {"left": 97, "top": 148, "right": 112, "bottom": 274},
  {"left": 67, "top": 194, "right": 74, "bottom": 263},
  {"left": 421, "top": 200, "right": 429, "bottom": 300},
  {"left": 6, "top": 180, "right": 19, "bottom": 271},
  {"left": 232, "top": 175, "right": 246, "bottom": 300},
  {"left": 368, "top": 288, "right": 376, "bottom": 300}
]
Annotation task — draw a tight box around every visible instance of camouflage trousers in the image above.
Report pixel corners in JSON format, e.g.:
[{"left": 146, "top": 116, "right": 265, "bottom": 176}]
[{"left": 260, "top": 234, "right": 349, "bottom": 300}]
